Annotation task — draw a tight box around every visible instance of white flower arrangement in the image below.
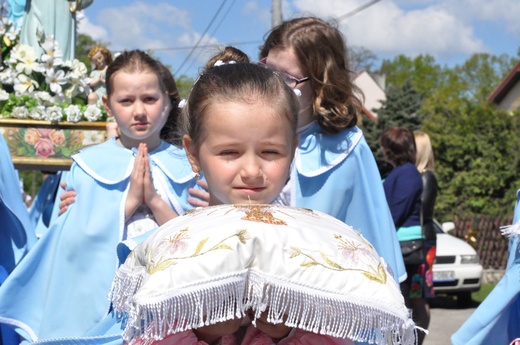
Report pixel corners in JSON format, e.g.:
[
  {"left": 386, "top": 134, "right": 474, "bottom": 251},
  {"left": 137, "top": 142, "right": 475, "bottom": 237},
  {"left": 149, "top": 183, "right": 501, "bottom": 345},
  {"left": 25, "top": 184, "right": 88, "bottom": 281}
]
[{"left": 0, "top": 33, "right": 107, "bottom": 123}]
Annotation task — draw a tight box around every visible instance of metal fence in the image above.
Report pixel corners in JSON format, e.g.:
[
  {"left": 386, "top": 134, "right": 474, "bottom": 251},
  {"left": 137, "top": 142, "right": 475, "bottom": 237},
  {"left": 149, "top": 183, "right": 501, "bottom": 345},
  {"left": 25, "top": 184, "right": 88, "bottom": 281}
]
[{"left": 453, "top": 215, "right": 513, "bottom": 269}]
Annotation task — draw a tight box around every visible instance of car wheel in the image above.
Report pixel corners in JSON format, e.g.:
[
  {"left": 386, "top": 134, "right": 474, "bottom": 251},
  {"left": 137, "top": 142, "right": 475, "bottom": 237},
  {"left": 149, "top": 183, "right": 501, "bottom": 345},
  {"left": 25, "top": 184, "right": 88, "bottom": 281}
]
[{"left": 456, "top": 291, "right": 473, "bottom": 307}]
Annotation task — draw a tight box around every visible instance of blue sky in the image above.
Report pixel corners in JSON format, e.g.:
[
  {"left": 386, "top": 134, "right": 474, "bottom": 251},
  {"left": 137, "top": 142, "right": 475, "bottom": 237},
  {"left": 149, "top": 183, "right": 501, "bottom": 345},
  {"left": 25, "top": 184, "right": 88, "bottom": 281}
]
[{"left": 79, "top": 0, "right": 520, "bottom": 79}]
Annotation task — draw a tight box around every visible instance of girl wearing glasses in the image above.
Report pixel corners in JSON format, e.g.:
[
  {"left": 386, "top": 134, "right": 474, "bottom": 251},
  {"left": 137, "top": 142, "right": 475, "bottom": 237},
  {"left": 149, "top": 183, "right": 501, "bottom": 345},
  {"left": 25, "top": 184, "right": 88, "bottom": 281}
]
[{"left": 259, "top": 17, "right": 406, "bottom": 285}]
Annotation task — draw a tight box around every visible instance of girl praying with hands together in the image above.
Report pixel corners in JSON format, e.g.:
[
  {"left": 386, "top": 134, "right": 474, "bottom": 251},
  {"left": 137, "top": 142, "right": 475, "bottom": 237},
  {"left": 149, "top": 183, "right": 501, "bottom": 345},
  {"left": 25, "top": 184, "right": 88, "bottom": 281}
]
[{"left": 0, "top": 50, "right": 200, "bottom": 343}]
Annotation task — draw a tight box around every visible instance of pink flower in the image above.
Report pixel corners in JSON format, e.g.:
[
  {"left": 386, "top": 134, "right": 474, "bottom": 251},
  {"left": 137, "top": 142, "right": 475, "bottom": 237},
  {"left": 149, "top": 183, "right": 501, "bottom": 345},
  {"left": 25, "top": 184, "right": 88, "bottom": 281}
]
[
  {"left": 34, "top": 138, "right": 55, "bottom": 158},
  {"left": 24, "top": 128, "right": 41, "bottom": 145},
  {"left": 157, "top": 238, "right": 188, "bottom": 256},
  {"left": 49, "top": 129, "right": 66, "bottom": 146},
  {"left": 342, "top": 248, "right": 359, "bottom": 265}
]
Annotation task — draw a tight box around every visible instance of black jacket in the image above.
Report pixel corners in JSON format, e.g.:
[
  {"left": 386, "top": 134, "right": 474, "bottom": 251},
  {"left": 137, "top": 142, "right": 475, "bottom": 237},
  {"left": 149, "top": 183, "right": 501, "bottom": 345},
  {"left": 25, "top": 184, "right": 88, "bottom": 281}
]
[{"left": 421, "top": 169, "right": 438, "bottom": 241}]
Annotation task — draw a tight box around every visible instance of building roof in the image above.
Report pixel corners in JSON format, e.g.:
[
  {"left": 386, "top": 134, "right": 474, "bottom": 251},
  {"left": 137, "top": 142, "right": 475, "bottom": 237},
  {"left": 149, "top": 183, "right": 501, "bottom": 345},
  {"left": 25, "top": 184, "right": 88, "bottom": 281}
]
[
  {"left": 487, "top": 60, "right": 520, "bottom": 104},
  {"left": 362, "top": 105, "right": 377, "bottom": 122}
]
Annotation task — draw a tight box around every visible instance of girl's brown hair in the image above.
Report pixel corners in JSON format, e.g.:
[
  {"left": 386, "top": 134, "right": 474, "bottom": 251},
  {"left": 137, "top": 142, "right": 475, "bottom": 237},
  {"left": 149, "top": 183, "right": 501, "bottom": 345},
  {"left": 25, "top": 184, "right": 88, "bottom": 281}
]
[
  {"left": 260, "top": 16, "right": 363, "bottom": 134},
  {"left": 105, "top": 50, "right": 167, "bottom": 97},
  {"left": 181, "top": 62, "right": 299, "bottom": 151},
  {"left": 105, "top": 50, "right": 182, "bottom": 146},
  {"left": 203, "top": 46, "right": 250, "bottom": 72}
]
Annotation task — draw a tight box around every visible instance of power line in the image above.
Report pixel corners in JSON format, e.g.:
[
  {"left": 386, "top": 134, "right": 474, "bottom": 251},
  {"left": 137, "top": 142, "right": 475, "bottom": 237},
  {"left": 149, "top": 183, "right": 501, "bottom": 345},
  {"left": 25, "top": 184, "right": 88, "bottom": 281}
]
[
  {"left": 210, "top": 0, "right": 237, "bottom": 39},
  {"left": 337, "top": 0, "right": 382, "bottom": 22},
  {"left": 150, "top": 1, "right": 380, "bottom": 71},
  {"left": 184, "top": 0, "right": 238, "bottom": 74},
  {"left": 174, "top": 0, "right": 229, "bottom": 75},
  {"left": 147, "top": 40, "right": 261, "bottom": 52}
]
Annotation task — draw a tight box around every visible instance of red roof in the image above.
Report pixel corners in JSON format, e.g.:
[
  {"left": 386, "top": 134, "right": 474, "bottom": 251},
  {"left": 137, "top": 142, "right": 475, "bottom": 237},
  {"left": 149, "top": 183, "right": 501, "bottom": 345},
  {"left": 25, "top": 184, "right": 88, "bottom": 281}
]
[
  {"left": 488, "top": 60, "right": 520, "bottom": 104},
  {"left": 361, "top": 105, "right": 377, "bottom": 122}
]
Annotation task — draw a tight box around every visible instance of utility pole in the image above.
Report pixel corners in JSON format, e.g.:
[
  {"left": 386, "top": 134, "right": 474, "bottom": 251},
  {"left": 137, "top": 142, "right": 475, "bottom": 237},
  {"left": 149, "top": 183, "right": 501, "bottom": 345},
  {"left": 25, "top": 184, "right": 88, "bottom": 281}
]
[{"left": 272, "top": 0, "right": 282, "bottom": 27}]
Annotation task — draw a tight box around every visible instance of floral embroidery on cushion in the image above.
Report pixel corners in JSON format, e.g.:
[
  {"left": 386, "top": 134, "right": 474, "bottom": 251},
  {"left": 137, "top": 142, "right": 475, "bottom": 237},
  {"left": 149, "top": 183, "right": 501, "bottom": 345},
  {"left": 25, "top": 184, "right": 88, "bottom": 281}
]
[
  {"left": 228, "top": 204, "right": 287, "bottom": 225},
  {"left": 288, "top": 233, "right": 387, "bottom": 284},
  {"left": 145, "top": 228, "right": 250, "bottom": 274}
]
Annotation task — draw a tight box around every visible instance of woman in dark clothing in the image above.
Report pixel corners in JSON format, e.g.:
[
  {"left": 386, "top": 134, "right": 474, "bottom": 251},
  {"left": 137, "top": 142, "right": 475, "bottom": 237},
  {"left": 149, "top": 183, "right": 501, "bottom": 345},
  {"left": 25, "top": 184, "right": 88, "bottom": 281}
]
[{"left": 381, "top": 127, "right": 429, "bottom": 344}]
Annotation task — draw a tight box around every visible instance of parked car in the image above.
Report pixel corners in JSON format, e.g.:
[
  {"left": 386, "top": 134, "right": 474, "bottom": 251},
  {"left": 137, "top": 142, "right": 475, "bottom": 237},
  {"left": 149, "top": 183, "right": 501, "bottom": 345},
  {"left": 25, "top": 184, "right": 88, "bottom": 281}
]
[{"left": 432, "top": 219, "right": 483, "bottom": 306}]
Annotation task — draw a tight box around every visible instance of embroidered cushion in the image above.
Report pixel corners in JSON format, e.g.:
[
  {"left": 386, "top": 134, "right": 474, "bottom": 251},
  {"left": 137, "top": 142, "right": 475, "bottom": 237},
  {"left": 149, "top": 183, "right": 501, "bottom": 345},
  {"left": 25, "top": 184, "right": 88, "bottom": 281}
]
[{"left": 111, "top": 204, "right": 414, "bottom": 344}]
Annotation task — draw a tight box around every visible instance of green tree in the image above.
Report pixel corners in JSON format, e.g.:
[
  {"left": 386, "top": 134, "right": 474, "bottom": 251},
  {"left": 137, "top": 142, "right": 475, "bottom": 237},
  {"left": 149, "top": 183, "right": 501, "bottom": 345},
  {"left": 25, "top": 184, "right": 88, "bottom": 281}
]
[
  {"left": 378, "top": 54, "right": 444, "bottom": 98},
  {"left": 362, "top": 80, "right": 424, "bottom": 175},
  {"left": 174, "top": 74, "right": 196, "bottom": 100},
  {"left": 451, "top": 53, "right": 517, "bottom": 103},
  {"left": 422, "top": 103, "right": 520, "bottom": 221},
  {"left": 19, "top": 170, "right": 45, "bottom": 204}
]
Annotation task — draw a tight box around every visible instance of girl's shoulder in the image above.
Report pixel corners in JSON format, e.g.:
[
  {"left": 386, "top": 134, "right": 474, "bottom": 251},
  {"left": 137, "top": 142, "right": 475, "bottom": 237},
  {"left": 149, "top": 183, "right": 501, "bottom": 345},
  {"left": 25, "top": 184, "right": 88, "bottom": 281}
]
[
  {"left": 71, "top": 138, "right": 132, "bottom": 182},
  {"left": 152, "top": 141, "right": 197, "bottom": 183},
  {"left": 296, "top": 124, "right": 364, "bottom": 176}
]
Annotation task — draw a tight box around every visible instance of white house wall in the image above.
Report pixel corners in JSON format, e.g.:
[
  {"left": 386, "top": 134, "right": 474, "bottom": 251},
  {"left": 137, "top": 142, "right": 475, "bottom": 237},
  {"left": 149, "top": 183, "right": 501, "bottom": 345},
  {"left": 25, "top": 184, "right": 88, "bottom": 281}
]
[
  {"left": 353, "top": 71, "right": 386, "bottom": 119},
  {"left": 498, "top": 82, "right": 520, "bottom": 112}
]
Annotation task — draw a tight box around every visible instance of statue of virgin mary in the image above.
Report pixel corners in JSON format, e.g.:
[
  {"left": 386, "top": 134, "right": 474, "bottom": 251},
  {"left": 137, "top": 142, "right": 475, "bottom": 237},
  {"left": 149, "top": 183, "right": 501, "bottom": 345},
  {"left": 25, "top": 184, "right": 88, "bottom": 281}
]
[{"left": 16, "top": 0, "right": 94, "bottom": 61}]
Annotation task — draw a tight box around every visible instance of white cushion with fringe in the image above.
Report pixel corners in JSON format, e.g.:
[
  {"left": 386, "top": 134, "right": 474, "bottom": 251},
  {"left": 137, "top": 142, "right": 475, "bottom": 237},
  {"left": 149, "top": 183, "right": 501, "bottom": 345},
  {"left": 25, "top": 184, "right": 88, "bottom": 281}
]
[{"left": 110, "top": 204, "right": 415, "bottom": 344}]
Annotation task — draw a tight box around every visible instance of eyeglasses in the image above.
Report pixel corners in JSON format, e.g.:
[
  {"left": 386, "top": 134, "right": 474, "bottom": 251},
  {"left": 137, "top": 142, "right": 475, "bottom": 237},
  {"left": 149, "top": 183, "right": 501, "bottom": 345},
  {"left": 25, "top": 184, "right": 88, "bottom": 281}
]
[{"left": 258, "top": 58, "right": 309, "bottom": 89}]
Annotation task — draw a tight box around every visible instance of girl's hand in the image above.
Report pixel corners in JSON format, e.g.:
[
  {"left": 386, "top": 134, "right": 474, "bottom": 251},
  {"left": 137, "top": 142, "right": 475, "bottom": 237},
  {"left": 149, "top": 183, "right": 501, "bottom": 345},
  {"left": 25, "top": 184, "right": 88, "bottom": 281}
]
[
  {"left": 188, "top": 180, "right": 210, "bottom": 208},
  {"left": 125, "top": 143, "right": 178, "bottom": 224},
  {"left": 58, "top": 182, "right": 76, "bottom": 216},
  {"left": 125, "top": 143, "right": 147, "bottom": 220},
  {"left": 141, "top": 146, "right": 161, "bottom": 207}
]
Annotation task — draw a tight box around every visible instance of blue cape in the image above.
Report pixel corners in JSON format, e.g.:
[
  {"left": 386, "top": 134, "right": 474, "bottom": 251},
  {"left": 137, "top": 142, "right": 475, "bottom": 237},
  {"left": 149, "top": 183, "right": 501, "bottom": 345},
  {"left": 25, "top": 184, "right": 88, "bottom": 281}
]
[
  {"left": 290, "top": 123, "right": 406, "bottom": 283},
  {"left": 0, "top": 139, "right": 198, "bottom": 343},
  {"left": 15, "top": 124, "right": 407, "bottom": 344},
  {"left": 0, "top": 135, "right": 36, "bottom": 345},
  {"left": 0, "top": 135, "right": 36, "bottom": 275},
  {"left": 451, "top": 189, "right": 520, "bottom": 345},
  {"left": 28, "top": 171, "right": 64, "bottom": 239}
]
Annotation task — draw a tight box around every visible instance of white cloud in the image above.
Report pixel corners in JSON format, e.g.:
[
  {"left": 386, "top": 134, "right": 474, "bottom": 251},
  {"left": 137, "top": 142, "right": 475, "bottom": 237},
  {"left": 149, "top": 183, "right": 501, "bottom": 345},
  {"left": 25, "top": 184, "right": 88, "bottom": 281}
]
[
  {"left": 243, "top": 1, "right": 271, "bottom": 27},
  {"left": 86, "top": 1, "right": 226, "bottom": 72},
  {"left": 176, "top": 31, "right": 221, "bottom": 70},
  {"left": 77, "top": 12, "right": 107, "bottom": 41},
  {"left": 94, "top": 1, "right": 192, "bottom": 51},
  {"left": 441, "top": 0, "right": 520, "bottom": 36},
  {"left": 291, "top": 0, "right": 487, "bottom": 60}
]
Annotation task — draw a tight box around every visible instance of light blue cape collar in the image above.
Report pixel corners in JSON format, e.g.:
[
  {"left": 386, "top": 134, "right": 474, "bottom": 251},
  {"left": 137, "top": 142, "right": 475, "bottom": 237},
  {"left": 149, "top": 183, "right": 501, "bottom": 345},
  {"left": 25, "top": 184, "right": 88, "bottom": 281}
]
[
  {"left": 72, "top": 139, "right": 195, "bottom": 184},
  {"left": 295, "top": 122, "right": 363, "bottom": 177}
]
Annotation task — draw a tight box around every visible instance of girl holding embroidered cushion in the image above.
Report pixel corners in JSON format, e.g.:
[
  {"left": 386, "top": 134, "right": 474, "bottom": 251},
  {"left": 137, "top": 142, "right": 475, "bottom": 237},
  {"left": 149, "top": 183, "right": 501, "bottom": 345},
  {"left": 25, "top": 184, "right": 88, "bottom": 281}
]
[
  {"left": 126, "top": 55, "right": 355, "bottom": 344},
  {"left": 258, "top": 17, "right": 406, "bottom": 284},
  {"left": 0, "top": 50, "right": 200, "bottom": 343},
  {"left": 178, "top": 58, "right": 298, "bottom": 345}
]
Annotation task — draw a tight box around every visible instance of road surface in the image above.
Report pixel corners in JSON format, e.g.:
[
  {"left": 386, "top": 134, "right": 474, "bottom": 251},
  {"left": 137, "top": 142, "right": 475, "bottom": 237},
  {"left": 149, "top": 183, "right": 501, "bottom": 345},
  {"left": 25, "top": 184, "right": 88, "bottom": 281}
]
[{"left": 423, "top": 296, "right": 477, "bottom": 345}]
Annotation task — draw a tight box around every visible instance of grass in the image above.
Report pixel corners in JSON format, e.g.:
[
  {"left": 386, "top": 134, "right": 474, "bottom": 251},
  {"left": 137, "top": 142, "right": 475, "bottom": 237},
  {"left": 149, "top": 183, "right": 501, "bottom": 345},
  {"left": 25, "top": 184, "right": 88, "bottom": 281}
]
[{"left": 472, "top": 283, "right": 496, "bottom": 303}]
